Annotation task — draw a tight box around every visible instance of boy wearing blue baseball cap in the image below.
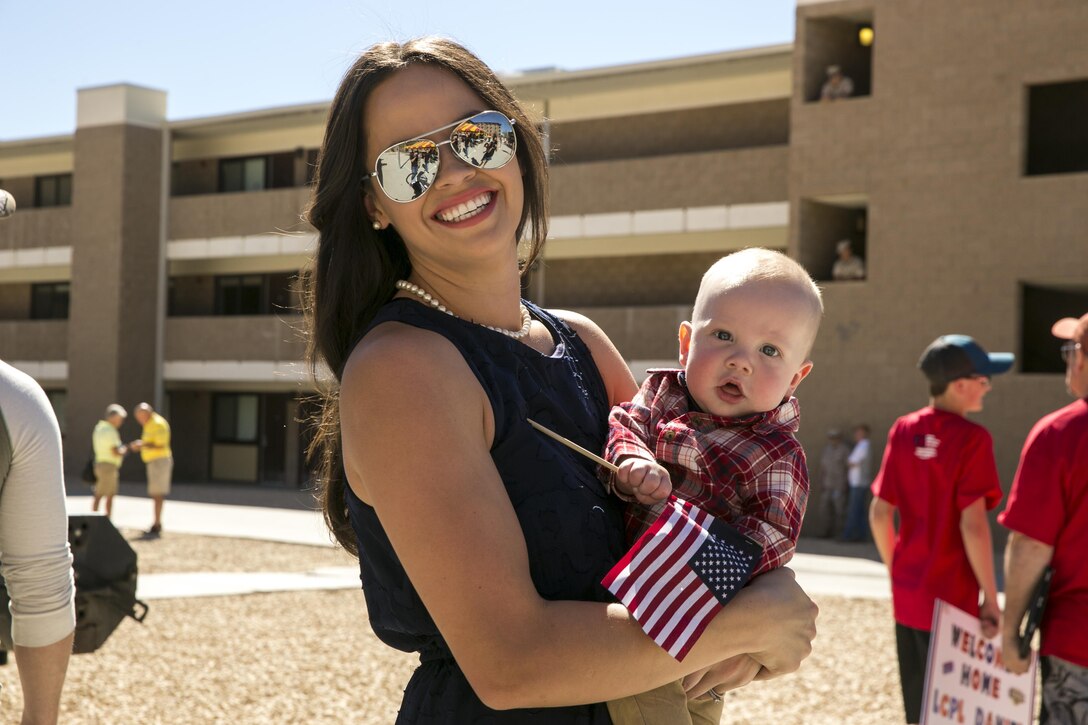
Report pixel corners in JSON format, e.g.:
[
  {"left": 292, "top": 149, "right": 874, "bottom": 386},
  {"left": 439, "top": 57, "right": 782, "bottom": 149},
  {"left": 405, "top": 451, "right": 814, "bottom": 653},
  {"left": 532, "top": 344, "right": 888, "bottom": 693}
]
[{"left": 869, "top": 334, "right": 1013, "bottom": 724}]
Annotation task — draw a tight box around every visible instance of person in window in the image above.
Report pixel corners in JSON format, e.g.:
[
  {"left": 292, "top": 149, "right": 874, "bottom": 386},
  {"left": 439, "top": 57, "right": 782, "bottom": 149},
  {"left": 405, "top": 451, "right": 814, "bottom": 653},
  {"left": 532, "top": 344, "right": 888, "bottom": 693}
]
[
  {"left": 821, "top": 65, "right": 854, "bottom": 102},
  {"left": 831, "top": 239, "right": 866, "bottom": 281},
  {"left": 303, "top": 36, "right": 817, "bottom": 722}
]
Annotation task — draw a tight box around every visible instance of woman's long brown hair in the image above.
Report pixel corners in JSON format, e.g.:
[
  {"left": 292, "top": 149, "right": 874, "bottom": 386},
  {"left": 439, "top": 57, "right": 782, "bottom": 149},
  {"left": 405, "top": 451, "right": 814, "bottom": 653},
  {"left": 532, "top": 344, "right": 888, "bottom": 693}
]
[{"left": 303, "top": 37, "right": 550, "bottom": 554}]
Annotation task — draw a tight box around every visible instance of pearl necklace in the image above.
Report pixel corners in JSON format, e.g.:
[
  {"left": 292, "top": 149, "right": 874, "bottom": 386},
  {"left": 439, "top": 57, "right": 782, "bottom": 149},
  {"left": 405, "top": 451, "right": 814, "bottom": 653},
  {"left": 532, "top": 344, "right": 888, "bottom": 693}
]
[{"left": 395, "top": 280, "right": 532, "bottom": 340}]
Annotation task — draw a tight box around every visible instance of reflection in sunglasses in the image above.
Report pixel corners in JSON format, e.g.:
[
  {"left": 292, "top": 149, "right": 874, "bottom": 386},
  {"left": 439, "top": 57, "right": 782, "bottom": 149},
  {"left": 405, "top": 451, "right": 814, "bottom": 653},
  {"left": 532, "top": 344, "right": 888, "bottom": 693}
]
[{"left": 366, "top": 111, "right": 517, "bottom": 203}]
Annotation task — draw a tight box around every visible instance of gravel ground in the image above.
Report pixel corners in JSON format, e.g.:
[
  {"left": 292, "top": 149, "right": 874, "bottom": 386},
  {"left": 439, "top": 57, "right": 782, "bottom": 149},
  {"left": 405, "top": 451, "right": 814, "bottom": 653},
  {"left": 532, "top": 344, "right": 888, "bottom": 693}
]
[{"left": 0, "top": 531, "right": 905, "bottom": 724}]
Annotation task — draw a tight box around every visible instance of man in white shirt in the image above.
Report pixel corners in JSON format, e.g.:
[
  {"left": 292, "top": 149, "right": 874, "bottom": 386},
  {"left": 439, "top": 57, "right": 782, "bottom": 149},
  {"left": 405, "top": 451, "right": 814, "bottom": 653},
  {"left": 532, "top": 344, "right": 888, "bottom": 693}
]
[{"left": 841, "top": 424, "right": 872, "bottom": 541}]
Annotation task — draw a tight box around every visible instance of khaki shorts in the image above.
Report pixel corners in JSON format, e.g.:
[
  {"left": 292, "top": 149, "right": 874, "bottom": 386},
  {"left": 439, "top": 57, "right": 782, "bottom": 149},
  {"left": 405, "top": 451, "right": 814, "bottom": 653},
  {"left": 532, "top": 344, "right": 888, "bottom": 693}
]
[
  {"left": 607, "top": 678, "right": 724, "bottom": 725},
  {"left": 93, "top": 462, "right": 120, "bottom": 498},
  {"left": 146, "top": 457, "right": 173, "bottom": 497}
]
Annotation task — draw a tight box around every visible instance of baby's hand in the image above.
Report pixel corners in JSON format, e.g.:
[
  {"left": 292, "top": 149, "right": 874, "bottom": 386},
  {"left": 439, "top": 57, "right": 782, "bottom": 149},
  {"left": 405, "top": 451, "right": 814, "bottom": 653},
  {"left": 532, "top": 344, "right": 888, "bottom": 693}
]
[{"left": 615, "top": 457, "right": 672, "bottom": 504}]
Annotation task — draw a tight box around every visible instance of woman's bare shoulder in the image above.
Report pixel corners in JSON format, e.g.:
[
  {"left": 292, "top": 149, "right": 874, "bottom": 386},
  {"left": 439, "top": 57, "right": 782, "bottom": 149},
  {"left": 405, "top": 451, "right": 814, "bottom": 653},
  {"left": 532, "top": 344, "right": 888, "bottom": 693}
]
[
  {"left": 548, "top": 308, "right": 637, "bottom": 405},
  {"left": 342, "top": 321, "right": 470, "bottom": 393}
]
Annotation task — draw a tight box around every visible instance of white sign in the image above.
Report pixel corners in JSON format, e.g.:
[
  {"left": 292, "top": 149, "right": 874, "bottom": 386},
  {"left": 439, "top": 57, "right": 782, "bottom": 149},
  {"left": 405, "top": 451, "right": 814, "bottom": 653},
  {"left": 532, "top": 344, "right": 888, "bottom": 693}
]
[{"left": 921, "top": 600, "right": 1036, "bottom": 725}]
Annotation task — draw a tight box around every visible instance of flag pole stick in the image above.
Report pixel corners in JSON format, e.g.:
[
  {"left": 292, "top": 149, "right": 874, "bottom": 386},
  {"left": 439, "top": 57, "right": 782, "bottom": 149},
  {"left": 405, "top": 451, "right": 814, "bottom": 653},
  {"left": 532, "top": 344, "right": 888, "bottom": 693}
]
[{"left": 526, "top": 418, "right": 619, "bottom": 473}]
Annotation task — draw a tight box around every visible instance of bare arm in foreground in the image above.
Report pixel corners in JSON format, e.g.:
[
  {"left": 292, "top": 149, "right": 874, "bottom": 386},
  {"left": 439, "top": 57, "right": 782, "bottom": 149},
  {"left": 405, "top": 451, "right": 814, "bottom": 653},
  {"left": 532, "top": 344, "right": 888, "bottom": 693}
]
[
  {"left": 15, "top": 634, "right": 74, "bottom": 725},
  {"left": 960, "top": 497, "right": 1000, "bottom": 637},
  {"left": 1001, "top": 532, "right": 1052, "bottom": 674}
]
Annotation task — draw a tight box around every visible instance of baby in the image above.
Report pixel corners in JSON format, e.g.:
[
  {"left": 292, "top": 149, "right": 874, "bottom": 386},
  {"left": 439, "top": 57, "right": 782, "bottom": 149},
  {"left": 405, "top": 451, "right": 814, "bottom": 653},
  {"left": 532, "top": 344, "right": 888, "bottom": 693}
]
[{"left": 604, "top": 247, "right": 823, "bottom": 725}]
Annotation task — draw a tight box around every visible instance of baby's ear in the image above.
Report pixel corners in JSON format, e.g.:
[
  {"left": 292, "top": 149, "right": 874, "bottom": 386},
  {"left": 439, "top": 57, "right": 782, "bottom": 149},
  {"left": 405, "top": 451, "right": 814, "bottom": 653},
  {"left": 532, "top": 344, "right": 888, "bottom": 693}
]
[
  {"left": 678, "top": 321, "right": 694, "bottom": 367},
  {"left": 787, "top": 360, "right": 815, "bottom": 396}
]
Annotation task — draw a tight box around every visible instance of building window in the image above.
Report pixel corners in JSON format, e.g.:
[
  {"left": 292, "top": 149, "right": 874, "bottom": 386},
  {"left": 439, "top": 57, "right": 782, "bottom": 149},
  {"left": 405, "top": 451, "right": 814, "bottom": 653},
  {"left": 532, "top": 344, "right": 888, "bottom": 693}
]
[
  {"left": 1021, "top": 284, "right": 1088, "bottom": 373},
  {"left": 213, "top": 393, "right": 259, "bottom": 443},
  {"left": 802, "top": 13, "right": 874, "bottom": 103},
  {"left": 35, "top": 174, "right": 73, "bottom": 207},
  {"left": 305, "top": 149, "right": 319, "bottom": 185},
  {"left": 1025, "top": 79, "right": 1088, "bottom": 176},
  {"left": 44, "top": 390, "right": 67, "bottom": 437},
  {"left": 213, "top": 273, "right": 297, "bottom": 315},
  {"left": 215, "top": 275, "right": 264, "bottom": 315},
  {"left": 220, "top": 157, "right": 267, "bottom": 192},
  {"left": 797, "top": 196, "right": 869, "bottom": 283},
  {"left": 218, "top": 152, "right": 297, "bottom": 193},
  {"left": 30, "top": 282, "right": 70, "bottom": 319}
]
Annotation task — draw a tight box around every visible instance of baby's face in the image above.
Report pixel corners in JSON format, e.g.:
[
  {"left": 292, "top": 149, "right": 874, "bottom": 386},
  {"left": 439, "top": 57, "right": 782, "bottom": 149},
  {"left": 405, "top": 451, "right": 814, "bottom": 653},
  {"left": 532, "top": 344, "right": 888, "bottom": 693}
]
[{"left": 679, "top": 279, "right": 816, "bottom": 418}]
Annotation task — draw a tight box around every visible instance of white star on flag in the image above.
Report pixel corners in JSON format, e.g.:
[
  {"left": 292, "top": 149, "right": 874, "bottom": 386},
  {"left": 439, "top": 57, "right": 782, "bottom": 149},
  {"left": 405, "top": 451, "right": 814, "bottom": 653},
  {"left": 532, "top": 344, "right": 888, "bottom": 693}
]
[{"left": 602, "top": 496, "right": 762, "bottom": 661}]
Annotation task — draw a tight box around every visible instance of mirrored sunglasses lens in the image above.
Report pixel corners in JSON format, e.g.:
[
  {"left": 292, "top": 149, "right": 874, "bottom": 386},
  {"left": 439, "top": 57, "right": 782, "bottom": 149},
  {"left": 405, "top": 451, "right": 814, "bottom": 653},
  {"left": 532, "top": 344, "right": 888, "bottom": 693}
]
[
  {"left": 374, "top": 140, "right": 438, "bottom": 202},
  {"left": 451, "top": 112, "right": 516, "bottom": 170}
]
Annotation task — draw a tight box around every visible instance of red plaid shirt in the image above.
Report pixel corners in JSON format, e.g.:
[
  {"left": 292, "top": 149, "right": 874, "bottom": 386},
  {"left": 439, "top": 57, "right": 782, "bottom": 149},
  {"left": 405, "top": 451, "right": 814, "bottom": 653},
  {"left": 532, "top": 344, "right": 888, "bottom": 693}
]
[{"left": 605, "top": 369, "right": 809, "bottom": 575}]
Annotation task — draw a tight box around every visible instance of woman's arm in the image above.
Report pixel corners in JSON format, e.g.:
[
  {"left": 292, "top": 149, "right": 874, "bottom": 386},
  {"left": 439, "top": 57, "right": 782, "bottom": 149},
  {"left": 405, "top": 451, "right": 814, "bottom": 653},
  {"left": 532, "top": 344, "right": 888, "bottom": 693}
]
[
  {"left": 0, "top": 363, "right": 76, "bottom": 724},
  {"left": 15, "top": 634, "right": 74, "bottom": 725},
  {"left": 340, "top": 325, "right": 816, "bottom": 710}
]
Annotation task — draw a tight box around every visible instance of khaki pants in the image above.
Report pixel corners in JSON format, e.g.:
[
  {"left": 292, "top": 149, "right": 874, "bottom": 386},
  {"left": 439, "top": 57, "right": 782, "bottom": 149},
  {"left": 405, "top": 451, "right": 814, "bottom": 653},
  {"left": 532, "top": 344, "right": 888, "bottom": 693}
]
[
  {"left": 93, "top": 462, "right": 119, "bottom": 497},
  {"left": 146, "top": 457, "right": 173, "bottom": 497},
  {"left": 607, "top": 679, "right": 724, "bottom": 725}
]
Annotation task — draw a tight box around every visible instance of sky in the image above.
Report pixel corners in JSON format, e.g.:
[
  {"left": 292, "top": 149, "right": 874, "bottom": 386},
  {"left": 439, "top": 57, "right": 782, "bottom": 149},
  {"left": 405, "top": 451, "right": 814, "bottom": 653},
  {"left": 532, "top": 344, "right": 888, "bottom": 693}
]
[{"left": 1, "top": 1, "right": 796, "bottom": 142}]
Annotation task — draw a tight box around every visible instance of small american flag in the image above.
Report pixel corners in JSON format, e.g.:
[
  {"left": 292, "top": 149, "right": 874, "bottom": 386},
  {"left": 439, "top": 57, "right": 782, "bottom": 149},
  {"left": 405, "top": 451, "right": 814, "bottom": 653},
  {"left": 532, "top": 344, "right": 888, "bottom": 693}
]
[{"left": 602, "top": 497, "right": 763, "bottom": 661}]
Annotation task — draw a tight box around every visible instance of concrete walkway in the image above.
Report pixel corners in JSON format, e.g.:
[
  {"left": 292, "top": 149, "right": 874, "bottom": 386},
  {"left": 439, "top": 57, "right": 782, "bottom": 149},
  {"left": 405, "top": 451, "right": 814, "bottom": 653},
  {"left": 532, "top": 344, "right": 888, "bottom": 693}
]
[{"left": 66, "top": 491, "right": 892, "bottom": 602}]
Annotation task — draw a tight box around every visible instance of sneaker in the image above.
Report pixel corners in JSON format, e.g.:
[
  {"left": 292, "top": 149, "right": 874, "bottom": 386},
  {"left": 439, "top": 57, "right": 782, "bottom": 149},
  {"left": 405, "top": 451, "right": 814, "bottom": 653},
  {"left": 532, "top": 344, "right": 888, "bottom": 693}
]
[{"left": 147, "top": 524, "right": 162, "bottom": 536}]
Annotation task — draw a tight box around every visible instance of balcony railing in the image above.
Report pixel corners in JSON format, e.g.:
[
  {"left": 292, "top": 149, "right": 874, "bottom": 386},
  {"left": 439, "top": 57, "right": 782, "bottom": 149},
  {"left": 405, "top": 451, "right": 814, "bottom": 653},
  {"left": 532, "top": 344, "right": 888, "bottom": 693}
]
[
  {"left": 164, "top": 315, "right": 305, "bottom": 362},
  {"left": 0, "top": 319, "right": 68, "bottom": 360},
  {"left": 0, "top": 206, "right": 73, "bottom": 250},
  {"left": 169, "top": 187, "right": 313, "bottom": 241},
  {"left": 550, "top": 146, "right": 789, "bottom": 216}
]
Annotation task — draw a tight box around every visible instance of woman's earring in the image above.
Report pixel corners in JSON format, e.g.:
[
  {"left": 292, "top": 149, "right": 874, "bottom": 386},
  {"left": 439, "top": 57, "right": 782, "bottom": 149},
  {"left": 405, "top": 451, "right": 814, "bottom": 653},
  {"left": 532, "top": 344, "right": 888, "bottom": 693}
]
[{"left": 372, "top": 221, "right": 382, "bottom": 231}]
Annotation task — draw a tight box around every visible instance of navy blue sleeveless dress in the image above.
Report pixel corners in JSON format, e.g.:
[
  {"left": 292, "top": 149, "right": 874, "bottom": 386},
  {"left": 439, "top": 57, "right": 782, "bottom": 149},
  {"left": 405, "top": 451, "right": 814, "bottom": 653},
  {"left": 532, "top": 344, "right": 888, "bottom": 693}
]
[{"left": 345, "top": 298, "right": 626, "bottom": 723}]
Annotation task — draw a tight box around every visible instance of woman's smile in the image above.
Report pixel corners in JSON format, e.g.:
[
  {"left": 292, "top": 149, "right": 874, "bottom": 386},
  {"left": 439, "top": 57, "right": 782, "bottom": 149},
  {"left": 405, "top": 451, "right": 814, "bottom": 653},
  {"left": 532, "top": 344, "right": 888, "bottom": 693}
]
[{"left": 434, "top": 190, "right": 495, "bottom": 225}]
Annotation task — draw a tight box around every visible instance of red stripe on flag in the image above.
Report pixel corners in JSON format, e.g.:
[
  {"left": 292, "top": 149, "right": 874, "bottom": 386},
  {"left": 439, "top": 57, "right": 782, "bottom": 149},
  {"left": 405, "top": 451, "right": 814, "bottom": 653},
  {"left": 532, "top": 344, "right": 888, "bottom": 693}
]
[
  {"left": 631, "top": 523, "right": 707, "bottom": 624},
  {"left": 646, "top": 572, "right": 703, "bottom": 642},
  {"left": 609, "top": 503, "right": 692, "bottom": 601},
  {"left": 602, "top": 497, "right": 730, "bottom": 662},
  {"left": 668, "top": 592, "right": 722, "bottom": 660},
  {"left": 602, "top": 503, "right": 679, "bottom": 593},
  {"left": 623, "top": 513, "right": 705, "bottom": 620}
]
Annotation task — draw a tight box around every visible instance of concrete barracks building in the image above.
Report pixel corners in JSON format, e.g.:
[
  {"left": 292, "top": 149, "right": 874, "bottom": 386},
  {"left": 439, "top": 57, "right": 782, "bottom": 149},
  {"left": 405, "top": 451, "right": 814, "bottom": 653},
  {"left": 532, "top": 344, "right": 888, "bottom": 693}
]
[{"left": 2, "top": 0, "right": 1086, "bottom": 535}]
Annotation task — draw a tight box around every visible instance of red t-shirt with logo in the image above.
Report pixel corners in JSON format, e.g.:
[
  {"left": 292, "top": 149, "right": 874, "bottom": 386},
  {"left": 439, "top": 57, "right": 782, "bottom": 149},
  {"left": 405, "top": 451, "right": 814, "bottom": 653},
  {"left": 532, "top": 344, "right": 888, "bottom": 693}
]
[
  {"left": 998, "top": 398, "right": 1088, "bottom": 667},
  {"left": 871, "top": 407, "right": 1004, "bottom": 630}
]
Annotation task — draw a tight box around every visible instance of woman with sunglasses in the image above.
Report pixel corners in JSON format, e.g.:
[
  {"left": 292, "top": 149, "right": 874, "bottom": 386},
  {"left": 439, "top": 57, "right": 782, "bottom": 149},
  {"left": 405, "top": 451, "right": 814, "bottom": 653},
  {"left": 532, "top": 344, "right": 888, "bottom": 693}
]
[{"left": 304, "top": 37, "right": 817, "bottom": 723}]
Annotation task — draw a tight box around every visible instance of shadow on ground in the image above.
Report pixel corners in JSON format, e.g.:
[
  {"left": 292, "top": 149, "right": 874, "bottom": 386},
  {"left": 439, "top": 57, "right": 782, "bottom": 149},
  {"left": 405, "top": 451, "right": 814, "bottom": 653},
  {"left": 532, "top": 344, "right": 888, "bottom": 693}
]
[
  {"left": 67, "top": 479, "right": 320, "bottom": 511},
  {"left": 797, "top": 536, "right": 882, "bottom": 562}
]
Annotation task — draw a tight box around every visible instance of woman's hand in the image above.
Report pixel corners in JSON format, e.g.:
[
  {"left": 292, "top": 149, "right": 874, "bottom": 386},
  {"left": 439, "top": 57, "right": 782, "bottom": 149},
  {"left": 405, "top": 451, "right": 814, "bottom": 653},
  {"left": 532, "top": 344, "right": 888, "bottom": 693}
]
[
  {"left": 681, "top": 655, "right": 763, "bottom": 699},
  {"left": 739, "top": 568, "right": 818, "bottom": 680}
]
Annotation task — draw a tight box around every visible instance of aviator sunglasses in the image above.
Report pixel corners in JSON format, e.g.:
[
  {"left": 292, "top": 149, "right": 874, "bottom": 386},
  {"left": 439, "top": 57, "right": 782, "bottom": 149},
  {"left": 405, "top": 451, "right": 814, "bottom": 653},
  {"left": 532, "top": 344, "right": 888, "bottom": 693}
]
[{"left": 366, "top": 110, "right": 517, "bottom": 203}]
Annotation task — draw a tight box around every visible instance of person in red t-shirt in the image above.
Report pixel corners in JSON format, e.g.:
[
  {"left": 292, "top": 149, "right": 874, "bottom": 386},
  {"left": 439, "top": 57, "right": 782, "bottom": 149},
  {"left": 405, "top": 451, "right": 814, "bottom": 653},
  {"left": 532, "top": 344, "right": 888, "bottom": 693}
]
[
  {"left": 869, "top": 334, "right": 1012, "bottom": 724},
  {"left": 999, "top": 312, "right": 1088, "bottom": 721}
]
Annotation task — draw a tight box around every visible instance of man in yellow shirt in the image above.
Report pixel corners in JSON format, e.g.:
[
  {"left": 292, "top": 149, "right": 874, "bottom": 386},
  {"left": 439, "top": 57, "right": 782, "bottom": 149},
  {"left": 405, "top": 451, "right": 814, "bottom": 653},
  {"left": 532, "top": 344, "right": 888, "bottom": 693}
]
[
  {"left": 92, "top": 404, "right": 128, "bottom": 519},
  {"left": 130, "top": 402, "right": 172, "bottom": 536}
]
